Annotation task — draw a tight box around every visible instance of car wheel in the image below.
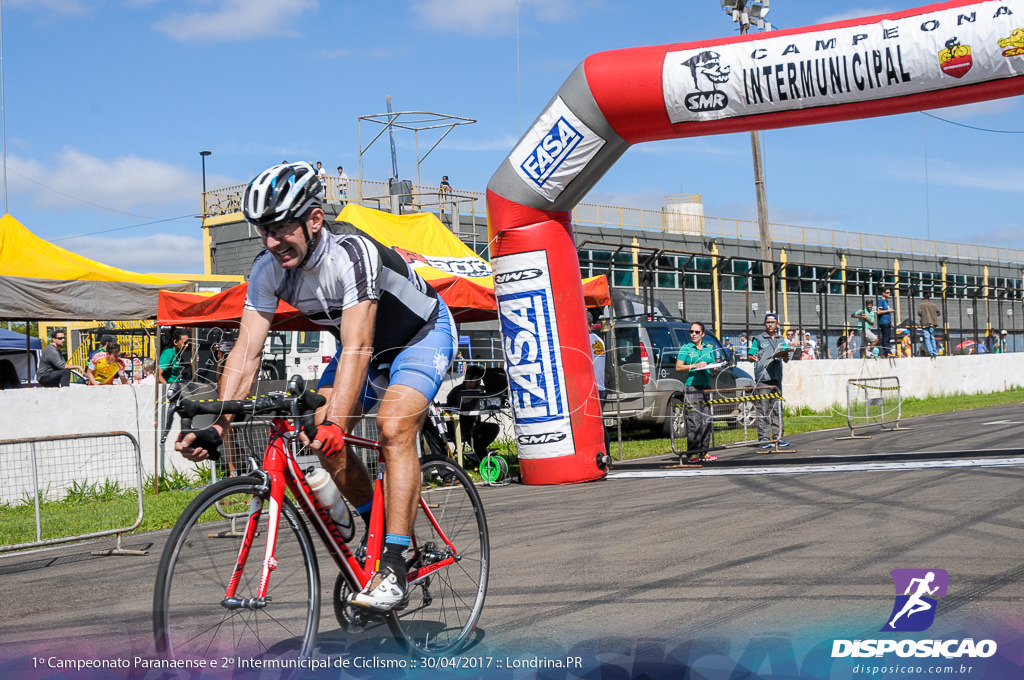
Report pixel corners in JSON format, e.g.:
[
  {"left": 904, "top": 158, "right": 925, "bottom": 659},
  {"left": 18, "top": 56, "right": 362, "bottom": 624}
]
[
  {"left": 734, "top": 399, "right": 756, "bottom": 429},
  {"left": 664, "top": 394, "right": 686, "bottom": 439}
]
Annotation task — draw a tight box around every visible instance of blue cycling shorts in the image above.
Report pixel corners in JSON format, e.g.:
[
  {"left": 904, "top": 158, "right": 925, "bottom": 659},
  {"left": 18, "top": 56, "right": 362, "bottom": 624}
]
[{"left": 317, "top": 297, "right": 456, "bottom": 411}]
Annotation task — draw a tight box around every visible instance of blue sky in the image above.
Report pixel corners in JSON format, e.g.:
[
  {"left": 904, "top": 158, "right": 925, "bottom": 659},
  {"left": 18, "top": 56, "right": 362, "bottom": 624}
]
[{"left": 3, "top": 0, "right": 1022, "bottom": 274}]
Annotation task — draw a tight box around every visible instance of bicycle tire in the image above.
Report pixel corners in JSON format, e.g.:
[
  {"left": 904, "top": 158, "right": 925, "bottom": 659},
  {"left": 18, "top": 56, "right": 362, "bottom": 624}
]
[
  {"left": 153, "top": 476, "right": 320, "bottom": 663},
  {"left": 388, "top": 456, "right": 490, "bottom": 655}
]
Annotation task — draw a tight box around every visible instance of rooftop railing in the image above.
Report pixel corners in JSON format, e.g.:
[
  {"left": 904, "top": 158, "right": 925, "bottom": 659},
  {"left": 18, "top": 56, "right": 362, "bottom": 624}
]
[{"left": 201, "top": 178, "right": 1023, "bottom": 266}]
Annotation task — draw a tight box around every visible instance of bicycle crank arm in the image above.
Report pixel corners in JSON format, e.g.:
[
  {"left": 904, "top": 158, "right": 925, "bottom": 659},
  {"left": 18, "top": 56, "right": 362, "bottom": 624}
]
[{"left": 221, "top": 596, "right": 270, "bottom": 610}]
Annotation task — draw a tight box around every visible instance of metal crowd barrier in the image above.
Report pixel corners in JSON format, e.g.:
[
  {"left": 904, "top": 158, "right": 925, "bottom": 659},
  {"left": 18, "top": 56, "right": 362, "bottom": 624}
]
[
  {"left": 0, "top": 432, "right": 145, "bottom": 555},
  {"left": 836, "top": 376, "right": 907, "bottom": 439},
  {"left": 669, "top": 385, "right": 784, "bottom": 456}
]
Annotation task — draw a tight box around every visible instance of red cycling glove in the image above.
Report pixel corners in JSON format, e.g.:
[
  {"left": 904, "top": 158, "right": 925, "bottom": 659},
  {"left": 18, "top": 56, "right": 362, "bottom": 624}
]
[{"left": 312, "top": 421, "right": 346, "bottom": 457}]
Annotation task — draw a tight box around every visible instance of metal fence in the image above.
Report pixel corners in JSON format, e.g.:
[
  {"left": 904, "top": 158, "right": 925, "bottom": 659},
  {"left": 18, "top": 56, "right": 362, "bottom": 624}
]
[
  {"left": 0, "top": 432, "right": 145, "bottom": 554},
  {"left": 668, "top": 385, "right": 783, "bottom": 457},
  {"left": 838, "top": 376, "right": 904, "bottom": 439}
]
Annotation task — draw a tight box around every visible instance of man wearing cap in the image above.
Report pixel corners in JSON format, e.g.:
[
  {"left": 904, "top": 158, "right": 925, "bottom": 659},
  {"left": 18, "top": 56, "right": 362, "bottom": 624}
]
[
  {"left": 994, "top": 329, "right": 1008, "bottom": 354},
  {"left": 852, "top": 300, "right": 878, "bottom": 357},
  {"left": 917, "top": 293, "right": 941, "bottom": 358},
  {"left": 747, "top": 313, "right": 791, "bottom": 450}
]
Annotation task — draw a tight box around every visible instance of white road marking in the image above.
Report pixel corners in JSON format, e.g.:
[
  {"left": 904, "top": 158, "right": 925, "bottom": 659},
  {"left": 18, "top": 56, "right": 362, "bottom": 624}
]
[
  {"left": 982, "top": 420, "right": 1021, "bottom": 425},
  {"left": 609, "top": 457, "right": 1024, "bottom": 479}
]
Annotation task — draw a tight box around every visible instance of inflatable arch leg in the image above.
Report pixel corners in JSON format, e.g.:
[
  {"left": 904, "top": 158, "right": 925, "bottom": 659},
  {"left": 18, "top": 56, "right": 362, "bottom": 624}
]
[{"left": 488, "top": 0, "right": 1024, "bottom": 485}]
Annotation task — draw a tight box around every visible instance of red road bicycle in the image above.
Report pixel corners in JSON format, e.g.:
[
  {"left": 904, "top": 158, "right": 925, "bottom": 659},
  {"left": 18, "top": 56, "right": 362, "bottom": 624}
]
[{"left": 152, "top": 376, "right": 490, "bottom": 659}]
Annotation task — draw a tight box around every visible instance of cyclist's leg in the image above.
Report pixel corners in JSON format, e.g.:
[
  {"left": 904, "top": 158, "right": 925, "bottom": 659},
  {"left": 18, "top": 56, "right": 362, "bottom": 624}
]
[
  {"left": 352, "top": 299, "right": 455, "bottom": 610},
  {"left": 315, "top": 355, "right": 377, "bottom": 508}
]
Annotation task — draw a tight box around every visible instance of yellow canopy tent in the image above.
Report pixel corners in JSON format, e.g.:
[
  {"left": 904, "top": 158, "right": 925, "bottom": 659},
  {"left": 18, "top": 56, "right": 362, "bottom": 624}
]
[
  {"left": 337, "top": 204, "right": 610, "bottom": 322},
  {"left": 0, "top": 214, "right": 191, "bottom": 320}
]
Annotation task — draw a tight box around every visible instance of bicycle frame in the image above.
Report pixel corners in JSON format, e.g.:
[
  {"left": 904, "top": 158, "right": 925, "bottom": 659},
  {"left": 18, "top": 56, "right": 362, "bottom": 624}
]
[{"left": 222, "top": 416, "right": 460, "bottom": 607}]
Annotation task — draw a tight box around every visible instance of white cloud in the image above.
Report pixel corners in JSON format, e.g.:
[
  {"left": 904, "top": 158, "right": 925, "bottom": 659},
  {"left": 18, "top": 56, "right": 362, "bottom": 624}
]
[
  {"left": 153, "top": 0, "right": 318, "bottom": 42},
  {"left": 8, "top": 147, "right": 224, "bottom": 214},
  {"left": 409, "top": 0, "right": 592, "bottom": 35},
  {"left": 884, "top": 156, "right": 1024, "bottom": 193},
  {"left": 929, "top": 97, "right": 1021, "bottom": 120},
  {"left": 56, "top": 233, "right": 205, "bottom": 273}
]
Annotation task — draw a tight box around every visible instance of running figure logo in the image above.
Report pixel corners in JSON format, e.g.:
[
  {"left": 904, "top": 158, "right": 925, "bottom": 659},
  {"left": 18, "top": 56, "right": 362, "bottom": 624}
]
[{"left": 881, "top": 569, "right": 949, "bottom": 632}]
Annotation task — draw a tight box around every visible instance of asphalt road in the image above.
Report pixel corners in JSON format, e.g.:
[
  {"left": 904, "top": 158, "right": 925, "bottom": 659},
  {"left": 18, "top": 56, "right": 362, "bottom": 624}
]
[{"left": 2, "top": 403, "right": 1022, "bottom": 679}]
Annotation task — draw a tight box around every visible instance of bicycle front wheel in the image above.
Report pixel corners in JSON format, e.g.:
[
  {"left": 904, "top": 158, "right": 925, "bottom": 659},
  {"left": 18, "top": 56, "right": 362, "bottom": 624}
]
[
  {"left": 153, "top": 476, "right": 320, "bottom": 662},
  {"left": 389, "top": 456, "right": 490, "bottom": 655}
]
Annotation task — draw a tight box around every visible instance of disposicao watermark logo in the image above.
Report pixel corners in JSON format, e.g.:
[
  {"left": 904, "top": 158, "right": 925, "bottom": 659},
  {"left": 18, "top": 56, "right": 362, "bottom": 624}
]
[
  {"left": 831, "top": 569, "right": 998, "bottom": 661},
  {"left": 882, "top": 568, "right": 948, "bottom": 632}
]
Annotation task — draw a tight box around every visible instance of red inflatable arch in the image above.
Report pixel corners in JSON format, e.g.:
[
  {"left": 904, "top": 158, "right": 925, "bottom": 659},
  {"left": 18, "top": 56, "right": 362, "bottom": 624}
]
[{"left": 486, "top": 0, "right": 1024, "bottom": 485}]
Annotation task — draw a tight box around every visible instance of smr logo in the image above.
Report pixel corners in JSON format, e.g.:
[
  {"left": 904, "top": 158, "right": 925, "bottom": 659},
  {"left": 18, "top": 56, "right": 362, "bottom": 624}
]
[
  {"left": 681, "top": 50, "right": 731, "bottom": 113},
  {"left": 881, "top": 569, "right": 949, "bottom": 632}
]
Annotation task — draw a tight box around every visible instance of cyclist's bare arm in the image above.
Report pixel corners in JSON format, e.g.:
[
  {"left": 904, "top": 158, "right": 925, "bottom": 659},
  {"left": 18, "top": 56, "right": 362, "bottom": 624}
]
[{"left": 176, "top": 308, "right": 273, "bottom": 461}]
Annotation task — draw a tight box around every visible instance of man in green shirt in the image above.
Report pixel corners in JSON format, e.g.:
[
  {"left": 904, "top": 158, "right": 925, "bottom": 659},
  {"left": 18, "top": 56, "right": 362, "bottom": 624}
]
[
  {"left": 851, "top": 300, "right": 879, "bottom": 357},
  {"left": 675, "top": 322, "right": 719, "bottom": 463}
]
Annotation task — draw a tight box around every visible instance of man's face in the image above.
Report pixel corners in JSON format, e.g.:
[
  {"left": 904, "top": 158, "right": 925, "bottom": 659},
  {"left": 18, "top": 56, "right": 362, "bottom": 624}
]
[
  {"left": 53, "top": 333, "right": 66, "bottom": 347},
  {"left": 260, "top": 210, "right": 323, "bottom": 269},
  {"left": 882, "top": 289, "right": 892, "bottom": 299},
  {"left": 765, "top": 318, "right": 779, "bottom": 333}
]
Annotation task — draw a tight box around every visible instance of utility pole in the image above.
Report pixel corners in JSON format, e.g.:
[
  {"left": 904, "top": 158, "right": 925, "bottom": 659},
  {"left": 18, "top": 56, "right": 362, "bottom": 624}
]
[{"left": 720, "top": 0, "right": 774, "bottom": 311}]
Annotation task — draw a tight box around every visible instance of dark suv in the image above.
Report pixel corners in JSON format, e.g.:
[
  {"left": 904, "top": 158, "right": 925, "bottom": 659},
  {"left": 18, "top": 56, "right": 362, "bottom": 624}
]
[{"left": 600, "top": 318, "right": 755, "bottom": 438}]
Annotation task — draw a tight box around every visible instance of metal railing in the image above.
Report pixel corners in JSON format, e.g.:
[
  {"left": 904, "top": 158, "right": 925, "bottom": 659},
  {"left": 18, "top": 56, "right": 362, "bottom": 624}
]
[
  {"left": 0, "top": 432, "right": 145, "bottom": 555},
  {"left": 201, "top": 178, "right": 1024, "bottom": 266},
  {"left": 837, "top": 376, "right": 905, "bottom": 439}
]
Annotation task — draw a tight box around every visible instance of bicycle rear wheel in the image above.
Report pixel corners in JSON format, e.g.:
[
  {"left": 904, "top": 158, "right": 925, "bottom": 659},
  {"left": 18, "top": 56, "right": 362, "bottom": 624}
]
[
  {"left": 389, "top": 456, "right": 490, "bottom": 655},
  {"left": 153, "top": 476, "right": 320, "bottom": 662}
]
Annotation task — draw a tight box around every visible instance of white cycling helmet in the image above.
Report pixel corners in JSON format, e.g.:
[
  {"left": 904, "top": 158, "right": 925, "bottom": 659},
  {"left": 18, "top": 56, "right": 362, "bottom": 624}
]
[{"left": 243, "top": 162, "right": 323, "bottom": 228}]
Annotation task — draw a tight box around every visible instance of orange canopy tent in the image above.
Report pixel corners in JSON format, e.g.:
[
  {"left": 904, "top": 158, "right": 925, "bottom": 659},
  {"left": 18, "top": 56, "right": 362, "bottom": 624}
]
[{"left": 159, "top": 205, "right": 609, "bottom": 327}]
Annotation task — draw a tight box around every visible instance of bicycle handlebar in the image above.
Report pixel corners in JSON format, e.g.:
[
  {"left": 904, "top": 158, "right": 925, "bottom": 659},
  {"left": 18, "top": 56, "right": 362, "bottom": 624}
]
[{"left": 162, "top": 375, "right": 327, "bottom": 454}]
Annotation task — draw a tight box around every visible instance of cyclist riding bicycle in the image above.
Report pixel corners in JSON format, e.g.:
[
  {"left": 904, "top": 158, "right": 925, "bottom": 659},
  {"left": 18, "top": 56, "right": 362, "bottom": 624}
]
[{"left": 176, "top": 161, "right": 457, "bottom": 612}]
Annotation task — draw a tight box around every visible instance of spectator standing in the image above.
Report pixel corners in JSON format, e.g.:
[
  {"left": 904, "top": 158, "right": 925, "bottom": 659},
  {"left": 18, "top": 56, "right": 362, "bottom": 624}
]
[
  {"left": 747, "top": 313, "right": 791, "bottom": 450},
  {"left": 735, "top": 332, "right": 748, "bottom": 360},
  {"left": 160, "top": 329, "right": 190, "bottom": 383},
  {"left": 37, "top": 329, "right": 83, "bottom": 387},
  {"left": 88, "top": 334, "right": 116, "bottom": 365},
  {"left": 439, "top": 175, "right": 452, "bottom": 195},
  {"left": 675, "top": 321, "right": 718, "bottom": 463},
  {"left": 917, "top": 293, "right": 941, "bottom": 358},
  {"left": 877, "top": 288, "right": 895, "bottom": 356},
  {"left": 336, "top": 166, "right": 349, "bottom": 203},
  {"left": 315, "top": 161, "right": 327, "bottom": 188},
  {"left": 995, "top": 329, "right": 1008, "bottom": 353},
  {"left": 852, "top": 300, "right": 878, "bottom": 356},
  {"left": 802, "top": 332, "right": 816, "bottom": 360},
  {"left": 589, "top": 309, "right": 609, "bottom": 456},
  {"left": 87, "top": 342, "right": 128, "bottom": 385}
]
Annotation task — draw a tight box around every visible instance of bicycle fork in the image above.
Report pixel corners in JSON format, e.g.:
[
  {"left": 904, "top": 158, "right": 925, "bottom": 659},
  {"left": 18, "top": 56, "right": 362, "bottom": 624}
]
[{"left": 221, "top": 450, "right": 289, "bottom": 611}]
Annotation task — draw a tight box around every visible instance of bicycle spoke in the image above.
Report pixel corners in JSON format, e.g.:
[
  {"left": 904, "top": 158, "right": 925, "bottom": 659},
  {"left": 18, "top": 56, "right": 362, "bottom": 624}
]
[
  {"left": 154, "top": 478, "right": 320, "bottom": 663},
  {"left": 389, "top": 457, "right": 489, "bottom": 655}
]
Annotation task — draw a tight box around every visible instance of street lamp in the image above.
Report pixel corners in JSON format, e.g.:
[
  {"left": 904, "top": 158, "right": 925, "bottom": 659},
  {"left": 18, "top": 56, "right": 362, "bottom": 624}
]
[
  {"left": 199, "top": 150, "right": 212, "bottom": 216},
  {"left": 718, "top": 0, "right": 773, "bottom": 311}
]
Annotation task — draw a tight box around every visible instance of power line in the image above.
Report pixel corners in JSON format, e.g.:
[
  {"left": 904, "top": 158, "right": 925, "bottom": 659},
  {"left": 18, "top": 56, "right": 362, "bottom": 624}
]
[
  {"left": 51, "top": 214, "right": 195, "bottom": 242},
  {"left": 921, "top": 111, "right": 1024, "bottom": 134},
  {"left": 6, "top": 166, "right": 178, "bottom": 220}
]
